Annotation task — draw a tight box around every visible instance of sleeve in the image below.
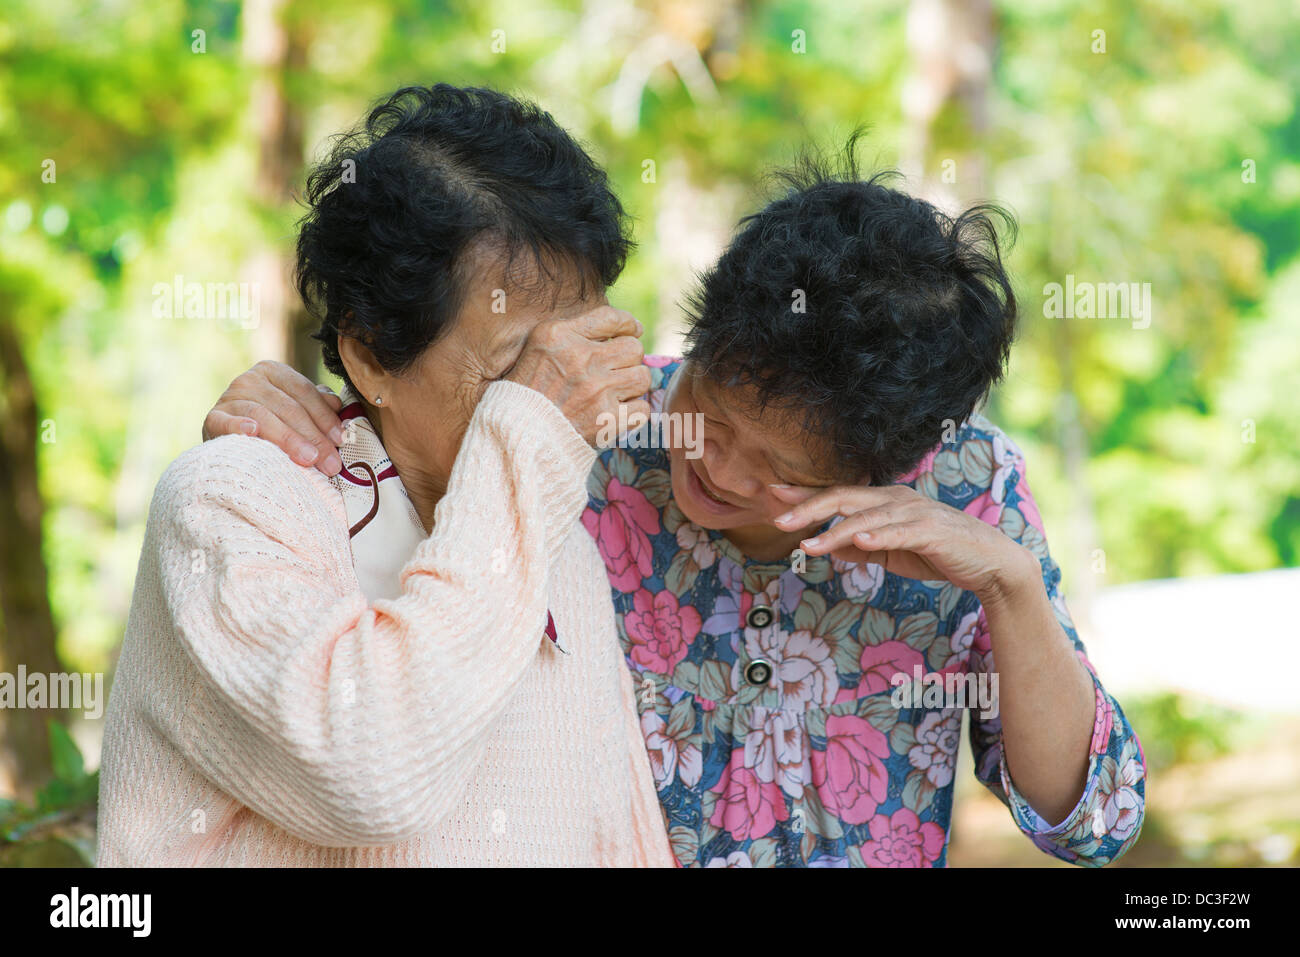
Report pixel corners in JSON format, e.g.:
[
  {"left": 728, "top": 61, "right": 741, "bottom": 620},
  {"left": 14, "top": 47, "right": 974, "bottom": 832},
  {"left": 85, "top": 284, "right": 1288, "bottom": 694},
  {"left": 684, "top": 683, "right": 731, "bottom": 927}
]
[
  {"left": 153, "top": 379, "right": 596, "bottom": 847},
  {"left": 615, "top": 630, "right": 676, "bottom": 866},
  {"left": 965, "top": 448, "right": 1147, "bottom": 866}
]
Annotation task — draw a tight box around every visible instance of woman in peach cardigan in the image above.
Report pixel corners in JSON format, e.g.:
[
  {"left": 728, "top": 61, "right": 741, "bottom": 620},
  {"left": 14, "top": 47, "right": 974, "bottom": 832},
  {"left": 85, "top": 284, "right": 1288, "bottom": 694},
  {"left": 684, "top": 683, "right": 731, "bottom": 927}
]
[{"left": 95, "top": 85, "right": 672, "bottom": 867}]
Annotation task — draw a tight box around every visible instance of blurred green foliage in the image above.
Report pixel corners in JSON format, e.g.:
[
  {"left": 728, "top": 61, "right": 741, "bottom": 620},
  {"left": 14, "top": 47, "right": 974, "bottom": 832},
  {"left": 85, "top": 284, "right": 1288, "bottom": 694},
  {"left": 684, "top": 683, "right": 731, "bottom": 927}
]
[
  {"left": 0, "top": 722, "right": 97, "bottom": 866},
  {"left": 1121, "top": 691, "right": 1246, "bottom": 773},
  {"left": 0, "top": 0, "right": 1296, "bottom": 700}
]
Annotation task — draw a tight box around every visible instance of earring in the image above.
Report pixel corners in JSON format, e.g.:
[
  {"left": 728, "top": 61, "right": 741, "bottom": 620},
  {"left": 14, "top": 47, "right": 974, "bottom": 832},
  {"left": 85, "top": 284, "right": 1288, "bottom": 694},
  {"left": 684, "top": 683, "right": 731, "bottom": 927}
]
[{"left": 373, "top": 395, "right": 383, "bottom": 406}]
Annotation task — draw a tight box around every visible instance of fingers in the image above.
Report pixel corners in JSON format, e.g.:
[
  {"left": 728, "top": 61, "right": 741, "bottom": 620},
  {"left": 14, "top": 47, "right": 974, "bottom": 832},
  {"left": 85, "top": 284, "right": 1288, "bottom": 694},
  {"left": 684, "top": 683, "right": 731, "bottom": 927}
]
[
  {"left": 315, "top": 383, "right": 345, "bottom": 413},
  {"left": 773, "top": 485, "right": 901, "bottom": 531},
  {"left": 255, "top": 360, "right": 347, "bottom": 446},
  {"left": 767, "top": 484, "right": 821, "bottom": 507},
  {"left": 612, "top": 362, "right": 654, "bottom": 400},
  {"left": 596, "top": 334, "right": 647, "bottom": 370},
  {"left": 213, "top": 397, "right": 342, "bottom": 476},
  {"left": 574, "top": 306, "right": 643, "bottom": 341},
  {"left": 852, "top": 526, "right": 924, "bottom": 564},
  {"left": 799, "top": 505, "right": 902, "bottom": 555},
  {"left": 202, "top": 409, "right": 259, "bottom": 442},
  {"left": 618, "top": 398, "right": 653, "bottom": 436},
  {"left": 227, "top": 364, "right": 342, "bottom": 476}
]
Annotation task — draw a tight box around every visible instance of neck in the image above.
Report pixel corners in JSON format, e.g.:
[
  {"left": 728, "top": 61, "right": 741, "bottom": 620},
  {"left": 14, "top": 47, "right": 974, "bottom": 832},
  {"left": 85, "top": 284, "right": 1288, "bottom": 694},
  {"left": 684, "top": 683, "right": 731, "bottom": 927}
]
[
  {"left": 366, "top": 404, "right": 446, "bottom": 535},
  {"left": 394, "top": 463, "right": 446, "bottom": 535}
]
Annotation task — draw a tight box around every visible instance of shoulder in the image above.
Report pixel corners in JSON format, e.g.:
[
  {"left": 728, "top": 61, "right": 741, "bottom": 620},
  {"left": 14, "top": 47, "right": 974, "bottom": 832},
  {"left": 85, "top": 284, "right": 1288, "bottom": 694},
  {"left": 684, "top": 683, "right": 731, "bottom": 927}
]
[
  {"left": 643, "top": 354, "right": 683, "bottom": 406},
  {"left": 900, "top": 412, "right": 1030, "bottom": 511},
  {"left": 644, "top": 355, "right": 683, "bottom": 420},
  {"left": 585, "top": 355, "right": 681, "bottom": 513},
  {"left": 151, "top": 435, "right": 349, "bottom": 550},
  {"left": 156, "top": 433, "right": 332, "bottom": 502}
]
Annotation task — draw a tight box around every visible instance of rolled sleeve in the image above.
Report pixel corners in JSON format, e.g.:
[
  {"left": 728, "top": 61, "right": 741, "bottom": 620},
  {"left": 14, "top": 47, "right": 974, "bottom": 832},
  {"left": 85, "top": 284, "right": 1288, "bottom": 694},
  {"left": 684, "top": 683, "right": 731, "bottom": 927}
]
[{"left": 971, "top": 442, "right": 1148, "bottom": 866}]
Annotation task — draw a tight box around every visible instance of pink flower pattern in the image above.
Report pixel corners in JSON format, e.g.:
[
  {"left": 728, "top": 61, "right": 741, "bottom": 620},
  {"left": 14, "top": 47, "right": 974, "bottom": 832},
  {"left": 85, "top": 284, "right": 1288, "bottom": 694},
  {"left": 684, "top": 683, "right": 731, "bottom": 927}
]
[
  {"left": 582, "top": 358, "right": 1146, "bottom": 867},
  {"left": 859, "top": 808, "right": 947, "bottom": 867}
]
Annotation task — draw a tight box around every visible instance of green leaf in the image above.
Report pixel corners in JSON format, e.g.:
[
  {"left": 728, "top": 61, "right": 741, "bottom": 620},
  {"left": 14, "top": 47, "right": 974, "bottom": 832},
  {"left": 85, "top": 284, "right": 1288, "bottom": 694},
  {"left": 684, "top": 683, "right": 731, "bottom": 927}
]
[
  {"left": 638, "top": 467, "right": 673, "bottom": 509},
  {"left": 663, "top": 500, "right": 687, "bottom": 534},
  {"left": 997, "top": 504, "right": 1026, "bottom": 542},
  {"left": 608, "top": 448, "right": 638, "bottom": 488},
  {"left": 859, "top": 695, "right": 901, "bottom": 734},
  {"left": 861, "top": 606, "right": 895, "bottom": 646},
  {"left": 914, "top": 472, "right": 941, "bottom": 502},
  {"left": 897, "top": 612, "right": 939, "bottom": 651},
  {"left": 830, "top": 632, "right": 864, "bottom": 676},
  {"left": 937, "top": 582, "right": 963, "bottom": 621},
  {"left": 663, "top": 549, "right": 699, "bottom": 594},
  {"left": 800, "top": 558, "right": 834, "bottom": 584},
  {"left": 805, "top": 707, "right": 827, "bottom": 739},
  {"left": 818, "top": 598, "right": 860, "bottom": 642},
  {"left": 668, "top": 825, "right": 697, "bottom": 866},
  {"left": 801, "top": 785, "right": 843, "bottom": 840},
  {"left": 933, "top": 450, "right": 963, "bottom": 488},
  {"left": 890, "top": 720, "right": 918, "bottom": 754},
  {"left": 673, "top": 659, "right": 699, "bottom": 693},
  {"left": 927, "top": 635, "right": 953, "bottom": 671},
  {"left": 902, "top": 768, "right": 937, "bottom": 815},
  {"left": 585, "top": 456, "right": 611, "bottom": 502},
  {"left": 749, "top": 836, "right": 779, "bottom": 867},
  {"left": 48, "top": 720, "right": 84, "bottom": 783},
  {"left": 959, "top": 438, "right": 994, "bottom": 488},
  {"left": 667, "top": 694, "right": 696, "bottom": 738},
  {"left": 698, "top": 659, "right": 732, "bottom": 701}
]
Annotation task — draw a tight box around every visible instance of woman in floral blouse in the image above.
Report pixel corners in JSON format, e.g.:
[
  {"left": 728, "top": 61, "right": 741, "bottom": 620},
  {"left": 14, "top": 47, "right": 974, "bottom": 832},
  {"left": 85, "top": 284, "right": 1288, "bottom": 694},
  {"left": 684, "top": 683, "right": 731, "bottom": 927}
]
[{"left": 204, "top": 147, "right": 1146, "bottom": 868}]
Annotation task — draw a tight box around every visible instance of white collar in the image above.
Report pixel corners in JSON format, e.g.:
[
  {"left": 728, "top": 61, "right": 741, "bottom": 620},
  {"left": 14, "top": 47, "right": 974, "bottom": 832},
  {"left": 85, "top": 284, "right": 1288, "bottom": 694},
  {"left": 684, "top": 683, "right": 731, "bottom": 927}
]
[
  {"left": 325, "top": 387, "right": 568, "bottom": 654},
  {"left": 326, "top": 388, "right": 427, "bottom": 602}
]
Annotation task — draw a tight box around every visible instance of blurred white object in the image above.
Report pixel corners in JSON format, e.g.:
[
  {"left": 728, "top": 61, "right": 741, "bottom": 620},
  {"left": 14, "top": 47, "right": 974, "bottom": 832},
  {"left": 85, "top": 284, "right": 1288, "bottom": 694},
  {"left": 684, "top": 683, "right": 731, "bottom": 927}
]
[{"left": 1079, "top": 567, "right": 1296, "bottom": 713}]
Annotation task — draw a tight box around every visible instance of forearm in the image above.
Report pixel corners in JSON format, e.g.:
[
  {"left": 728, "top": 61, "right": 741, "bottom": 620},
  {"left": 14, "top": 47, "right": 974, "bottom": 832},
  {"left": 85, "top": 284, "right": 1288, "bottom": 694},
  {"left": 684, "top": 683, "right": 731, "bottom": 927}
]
[
  {"left": 978, "top": 551, "right": 1096, "bottom": 827},
  {"left": 163, "top": 383, "right": 595, "bottom": 843}
]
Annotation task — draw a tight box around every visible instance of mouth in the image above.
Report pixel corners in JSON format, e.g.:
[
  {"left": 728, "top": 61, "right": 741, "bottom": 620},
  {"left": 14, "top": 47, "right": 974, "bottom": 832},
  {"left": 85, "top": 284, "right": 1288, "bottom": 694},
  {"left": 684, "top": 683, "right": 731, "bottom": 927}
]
[{"left": 686, "top": 461, "right": 744, "bottom": 515}]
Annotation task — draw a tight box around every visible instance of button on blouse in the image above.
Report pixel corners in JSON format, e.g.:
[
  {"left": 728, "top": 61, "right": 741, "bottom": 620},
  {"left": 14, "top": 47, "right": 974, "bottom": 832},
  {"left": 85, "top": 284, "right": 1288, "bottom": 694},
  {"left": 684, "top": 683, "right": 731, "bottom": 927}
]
[{"left": 582, "top": 358, "right": 1147, "bottom": 868}]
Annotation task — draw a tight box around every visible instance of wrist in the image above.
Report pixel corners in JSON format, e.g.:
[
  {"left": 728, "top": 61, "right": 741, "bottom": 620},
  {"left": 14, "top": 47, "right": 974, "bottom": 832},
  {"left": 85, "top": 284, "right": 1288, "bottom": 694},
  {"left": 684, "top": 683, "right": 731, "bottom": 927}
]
[{"left": 977, "top": 543, "right": 1043, "bottom": 612}]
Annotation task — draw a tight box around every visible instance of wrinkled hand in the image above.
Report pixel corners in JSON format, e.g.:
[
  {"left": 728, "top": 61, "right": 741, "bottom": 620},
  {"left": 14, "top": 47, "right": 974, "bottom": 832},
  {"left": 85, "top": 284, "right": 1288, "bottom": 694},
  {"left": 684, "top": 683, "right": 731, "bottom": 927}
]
[
  {"left": 771, "top": 483, "right": 1040, "bottom": 604},
  {"left": 200, "top": 305, "right": 653, "bottom": 472},
  {"left": 202, "top": 360, "right": 345, "bottom": 476},
  {"left": 505, "top": 305, "right": 652, "bottom": 448}
]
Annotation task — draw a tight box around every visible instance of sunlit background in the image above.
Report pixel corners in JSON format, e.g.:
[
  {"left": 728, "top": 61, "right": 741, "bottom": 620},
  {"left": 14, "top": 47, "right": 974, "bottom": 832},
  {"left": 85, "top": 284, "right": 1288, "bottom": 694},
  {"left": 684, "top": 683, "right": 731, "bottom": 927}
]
[{"left": 1, "top": 0, "right": 1297, "bottom": 866}]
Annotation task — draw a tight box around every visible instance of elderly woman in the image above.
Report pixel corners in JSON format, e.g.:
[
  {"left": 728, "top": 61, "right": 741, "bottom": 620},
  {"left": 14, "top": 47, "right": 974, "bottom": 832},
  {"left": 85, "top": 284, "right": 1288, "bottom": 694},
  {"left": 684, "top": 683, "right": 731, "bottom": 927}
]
[
  {"left": 205, "top": 144, "right": 1147, "bottom": 867},
  {"left": 95, "top": 85, "right": 674, "bottom": 867}
]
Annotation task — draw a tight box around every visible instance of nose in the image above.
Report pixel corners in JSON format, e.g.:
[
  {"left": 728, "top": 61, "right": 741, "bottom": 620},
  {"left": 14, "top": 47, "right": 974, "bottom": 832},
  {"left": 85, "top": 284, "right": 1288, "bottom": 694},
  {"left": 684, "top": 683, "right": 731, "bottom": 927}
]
[{"left": 700, "top": 439, "right": 762, "bottom": 501}]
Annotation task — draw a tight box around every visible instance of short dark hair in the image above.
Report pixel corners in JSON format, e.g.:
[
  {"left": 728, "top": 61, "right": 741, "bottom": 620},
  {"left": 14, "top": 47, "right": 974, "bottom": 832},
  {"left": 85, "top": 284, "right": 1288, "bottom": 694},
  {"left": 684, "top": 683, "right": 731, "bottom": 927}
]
[
  {"left": 295, "top": 84, "right": 631, "bottom": 394},
  {"left": 683, "top": 135, "right": 1018, "bottom": 484}
]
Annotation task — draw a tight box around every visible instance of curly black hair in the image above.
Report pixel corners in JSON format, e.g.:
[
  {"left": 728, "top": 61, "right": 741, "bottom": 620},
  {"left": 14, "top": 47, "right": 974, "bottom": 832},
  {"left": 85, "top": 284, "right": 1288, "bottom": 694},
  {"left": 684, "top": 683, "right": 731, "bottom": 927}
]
[
  {"left": 683, "top": 135, "right": 1018, "bottom": 485},
  {"left": 295, "top": 84, "right": 632, "bottom": 394}
]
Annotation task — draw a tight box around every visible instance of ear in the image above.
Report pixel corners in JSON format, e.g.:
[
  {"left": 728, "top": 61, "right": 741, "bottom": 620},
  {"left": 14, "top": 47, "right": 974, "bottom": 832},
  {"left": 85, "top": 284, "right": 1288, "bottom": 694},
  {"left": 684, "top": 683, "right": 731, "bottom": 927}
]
[{"left": 337, "top": 335, "right": 391, "bottom": 405}]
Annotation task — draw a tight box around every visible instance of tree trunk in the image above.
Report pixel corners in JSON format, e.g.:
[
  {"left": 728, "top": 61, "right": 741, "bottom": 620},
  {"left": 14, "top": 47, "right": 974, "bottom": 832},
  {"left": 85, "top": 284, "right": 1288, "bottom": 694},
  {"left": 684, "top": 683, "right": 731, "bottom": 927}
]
[
  {"left": 0, "top": 319, "right": 62, "bottom": 799},
  {"left": 901, "top": 0, "right": 994, "bottom": 207},
  {"left": 243, "top": 0, "right": 316, "bottom": 376}
]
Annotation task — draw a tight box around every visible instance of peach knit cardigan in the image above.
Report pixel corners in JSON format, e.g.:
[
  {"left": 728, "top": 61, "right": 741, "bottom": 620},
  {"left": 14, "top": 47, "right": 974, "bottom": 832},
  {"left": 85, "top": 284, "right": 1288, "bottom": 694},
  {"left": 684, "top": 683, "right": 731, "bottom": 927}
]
[{"left": 95, "top": 380, "right": 673, "bottom": 867}]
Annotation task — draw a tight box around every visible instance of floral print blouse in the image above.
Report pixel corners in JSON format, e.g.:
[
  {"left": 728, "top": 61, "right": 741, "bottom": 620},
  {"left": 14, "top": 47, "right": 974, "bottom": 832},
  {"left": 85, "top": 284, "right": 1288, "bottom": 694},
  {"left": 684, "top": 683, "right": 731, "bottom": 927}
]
[{"left": 582, "top": 357, "right": 1146, "bottom": 868}]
